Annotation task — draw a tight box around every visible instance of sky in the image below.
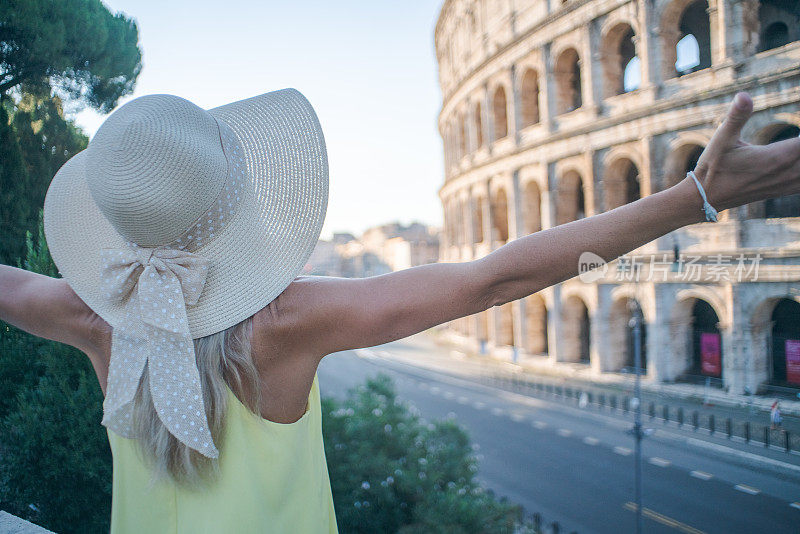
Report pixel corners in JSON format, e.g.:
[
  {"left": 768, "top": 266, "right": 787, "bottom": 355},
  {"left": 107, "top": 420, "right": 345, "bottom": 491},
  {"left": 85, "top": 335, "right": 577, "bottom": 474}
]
[{"left": 73, "top": 1, "right": 446, "bottom": 240}]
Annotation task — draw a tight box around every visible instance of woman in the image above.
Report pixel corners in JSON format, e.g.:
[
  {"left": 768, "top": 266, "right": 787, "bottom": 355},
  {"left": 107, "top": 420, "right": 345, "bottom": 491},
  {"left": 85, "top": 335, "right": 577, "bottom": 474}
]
[{"left": 0, "top": 89, "right": 798, "bottom": 533}]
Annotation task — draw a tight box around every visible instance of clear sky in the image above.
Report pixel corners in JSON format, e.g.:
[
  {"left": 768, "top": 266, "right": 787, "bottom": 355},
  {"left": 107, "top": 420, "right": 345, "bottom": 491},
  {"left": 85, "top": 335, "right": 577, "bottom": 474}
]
[{"left": 74, "top": 1, "right": 446, "bottom": 240}]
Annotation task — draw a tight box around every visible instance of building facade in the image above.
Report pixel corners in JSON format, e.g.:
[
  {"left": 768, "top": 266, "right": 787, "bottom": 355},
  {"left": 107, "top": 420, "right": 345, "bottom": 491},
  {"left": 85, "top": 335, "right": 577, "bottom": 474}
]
[{"left": 435, "top": 0, "right": 800, "bottom": 394}]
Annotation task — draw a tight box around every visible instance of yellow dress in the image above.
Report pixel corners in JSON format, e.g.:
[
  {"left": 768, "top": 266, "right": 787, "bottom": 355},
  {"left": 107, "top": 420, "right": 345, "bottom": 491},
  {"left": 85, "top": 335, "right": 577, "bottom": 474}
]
[{"left": 106, "top": 374, "right": 338, "bottom": 533}]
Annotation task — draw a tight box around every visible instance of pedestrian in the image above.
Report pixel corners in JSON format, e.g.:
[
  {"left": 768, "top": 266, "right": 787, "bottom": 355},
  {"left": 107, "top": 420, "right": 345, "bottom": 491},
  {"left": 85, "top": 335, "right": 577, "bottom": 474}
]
[
  {"left": 1, "top": 89, "right": 799, "bottom": 534},
  {"left": 771, "top": 401, "right": 783, "bottom": 430}
]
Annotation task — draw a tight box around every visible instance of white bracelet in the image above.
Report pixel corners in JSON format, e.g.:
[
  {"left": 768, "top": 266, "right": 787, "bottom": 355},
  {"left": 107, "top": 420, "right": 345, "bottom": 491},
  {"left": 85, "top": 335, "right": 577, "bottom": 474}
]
[{"left": 687, "top": 170, "right": 718, "bottom": 222}]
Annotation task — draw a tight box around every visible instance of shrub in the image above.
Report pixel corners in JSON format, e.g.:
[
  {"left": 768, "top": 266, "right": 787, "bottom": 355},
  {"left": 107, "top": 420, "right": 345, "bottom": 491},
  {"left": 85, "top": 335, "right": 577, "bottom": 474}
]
[{"left": 322, "top": 374, "right": 527, "bottom": 533}]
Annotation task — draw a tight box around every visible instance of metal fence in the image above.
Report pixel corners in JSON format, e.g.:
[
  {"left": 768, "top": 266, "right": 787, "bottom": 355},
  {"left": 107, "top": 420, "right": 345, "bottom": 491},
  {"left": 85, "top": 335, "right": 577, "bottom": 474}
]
[{"left": 480, "top": 371, "right": 800, "bottom": 454}]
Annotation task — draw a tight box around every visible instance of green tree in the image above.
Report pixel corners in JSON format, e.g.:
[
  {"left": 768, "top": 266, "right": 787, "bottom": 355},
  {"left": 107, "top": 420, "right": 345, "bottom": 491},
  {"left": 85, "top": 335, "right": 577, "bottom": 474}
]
[
  {"left": 0, "top": 0, "right": 142, "bottom": 111},
  {"left": 0, "top": 216, "right": 111, "bottom": 534},
  {"left": 322, "top": 374, "right": 528, "bottom": 533}
]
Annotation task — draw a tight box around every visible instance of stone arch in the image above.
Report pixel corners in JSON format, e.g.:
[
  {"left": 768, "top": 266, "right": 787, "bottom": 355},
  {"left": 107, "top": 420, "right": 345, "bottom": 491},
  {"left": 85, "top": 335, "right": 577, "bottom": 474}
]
[
  {"left": 491, "top": 186, "right": 509, "bottom": 243},
  {"left": 458, "top": 112, "right": 467, "bottom": 158},
  {"left": 604, "top": 157, "right": 641, "bottom": 210},
  {"left": 757, "top": 0, "right": 800, "bottom": 53},
  {"left": 471, "top": 192, "right": 485, "bottom": 243},
  {"left": 759, "top": 124, "right": 800, "bottom": 218},
  {"left": 673, "top": 293, "right": 725, "bottom": 381},
  {"left": 769, "top": 298, "right": 800, "bottom": 387},
  {"left": 561, "top": 295, "right": 591, "bottom": 364},
  {"left": 520, "top": 68, "right": 540, "bottom": 127},
  {"left": 522, "top": 180, "right": 542, "bottom": 234},
  {"left": 525, "top": 293, "right": 549, "bottom": 354},
  {"left": 601, "top": 22, "right": 639, "bottom": 97},
  {"left": 660, "top": 0, "right": 712, "bottom": 79},
  {"left": 664, "top": 139, "right": 705, "bottom": 188},
  {"left": 607, "top": 297, "right": 647, "bottom": 372},
  {"left": 554, "top": 47, "right": 583, "bottom": 114},
  {"left": 492, "top": 85, "right": 509, "bottom": 140},
  {"left": 497, "top": 302, "right": 515, "bottom": 347},
  {"left": 556, "top": 169, "right": 586, "bottom": 225},
  {"left": 474, "top": 100, "right": 484, "bottom": 148}
]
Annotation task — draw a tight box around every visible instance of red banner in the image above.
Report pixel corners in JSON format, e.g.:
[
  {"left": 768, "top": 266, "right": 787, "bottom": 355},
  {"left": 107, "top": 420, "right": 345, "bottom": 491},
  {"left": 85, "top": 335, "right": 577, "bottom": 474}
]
[
  {"left": 785, "top": 339, "right": 800, "bottom": 385},
  {"left": 700, "top": 332, "right": 721, "bottom": 377}
]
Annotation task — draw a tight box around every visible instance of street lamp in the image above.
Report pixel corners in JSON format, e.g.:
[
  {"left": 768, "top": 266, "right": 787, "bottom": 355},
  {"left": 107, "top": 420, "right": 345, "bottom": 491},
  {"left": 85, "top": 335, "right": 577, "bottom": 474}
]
[{"left": 626, "top": 298, "right": 650, "bottom": 534}]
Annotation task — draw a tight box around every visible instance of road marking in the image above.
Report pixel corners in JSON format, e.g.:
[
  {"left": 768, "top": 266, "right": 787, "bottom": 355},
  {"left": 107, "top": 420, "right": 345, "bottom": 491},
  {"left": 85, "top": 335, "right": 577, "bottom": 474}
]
[
  {"left": 690, "top": 471, "right": 713, "bottom": 481},
  {"left": 734, "top": 484, "right": 760, "bottom": 495},
  {"left": 790, "top": 502, "right": 800, "bottom": 510},
  {"left": 491, "top": 407, "right": 505, "bottom": 416},
  {"left": 418, "top": 382, "right": 428, "bottom": 389},
  {"left": 457, "top": 396, "right": 469, "bottom": 404},
  {"left": 443, "top": 391, "right": 455, "bottom": 399},
  {"left": 583, "top": 436, "right": 599, "bottom": 446},
  {"left": 430, "top": 386, "right": 440, "bottom": 394},
  {"left": 649, "top": 457, "right": 671, "bottom": 468},
  {"left": 472, "top": 402, "right": 485, "bottom": 410},
  {"left": 532, "top": 421, "right": 547, "bottom": 429},
  {"left": 623, "top": 502, "right": 706, "bottom": 534},
  {"left": 614, "top": 446, "right": 633, "bottom": 456},
  {"left": 557, "top": 428, "right": 573, "bottom": 437},
  {"left": 510, "top": 413, "right": 525, "bottom": 422}
]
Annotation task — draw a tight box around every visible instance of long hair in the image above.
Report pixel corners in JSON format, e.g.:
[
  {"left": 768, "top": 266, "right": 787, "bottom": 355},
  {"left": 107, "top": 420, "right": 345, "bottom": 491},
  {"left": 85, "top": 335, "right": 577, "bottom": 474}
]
[{"left": 130, "top": 314, "right": 261, "bottom": 487}]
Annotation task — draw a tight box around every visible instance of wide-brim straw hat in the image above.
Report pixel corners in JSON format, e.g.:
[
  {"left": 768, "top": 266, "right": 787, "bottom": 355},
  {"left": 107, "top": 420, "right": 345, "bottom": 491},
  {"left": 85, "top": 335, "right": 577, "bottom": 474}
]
[{"left": 43, "top": 88, "right": 328, "bottom": 339}]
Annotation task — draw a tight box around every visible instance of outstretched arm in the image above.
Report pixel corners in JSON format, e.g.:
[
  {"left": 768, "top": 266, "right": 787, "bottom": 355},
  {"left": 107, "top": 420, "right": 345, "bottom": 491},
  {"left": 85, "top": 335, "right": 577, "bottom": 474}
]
[
  {"left": 281, "top": 92, "right": 800, "bottom": 358},
  {"left": 0, "top": 264, "right": 106, "bottom": 355}
]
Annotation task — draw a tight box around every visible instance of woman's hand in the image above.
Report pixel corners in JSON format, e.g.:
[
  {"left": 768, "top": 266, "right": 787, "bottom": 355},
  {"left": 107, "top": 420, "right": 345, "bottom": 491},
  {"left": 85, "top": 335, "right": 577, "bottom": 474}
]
[{"left": 692, "top": 92, "right": 800, "bottom": 212}]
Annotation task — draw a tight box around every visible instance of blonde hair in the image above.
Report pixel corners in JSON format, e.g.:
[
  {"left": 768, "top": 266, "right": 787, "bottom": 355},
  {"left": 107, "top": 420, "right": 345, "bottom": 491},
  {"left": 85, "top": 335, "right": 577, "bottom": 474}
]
[{"left": 130, "top": 314, "right": 261, "bottom": 487}]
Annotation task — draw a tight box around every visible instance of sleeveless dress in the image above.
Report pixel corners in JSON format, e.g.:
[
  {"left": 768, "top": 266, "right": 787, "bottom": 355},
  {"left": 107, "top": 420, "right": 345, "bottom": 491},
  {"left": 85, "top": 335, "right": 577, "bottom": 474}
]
[{"left": 106, "top": 373, "right": 338, "bottom": 533}]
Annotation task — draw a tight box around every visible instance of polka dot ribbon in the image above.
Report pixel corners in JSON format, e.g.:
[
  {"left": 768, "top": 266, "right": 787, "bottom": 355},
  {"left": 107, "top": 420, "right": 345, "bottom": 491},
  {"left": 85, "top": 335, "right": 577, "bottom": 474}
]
[{"left": 97, "top": 118, "right": 247, "bottom": 459}]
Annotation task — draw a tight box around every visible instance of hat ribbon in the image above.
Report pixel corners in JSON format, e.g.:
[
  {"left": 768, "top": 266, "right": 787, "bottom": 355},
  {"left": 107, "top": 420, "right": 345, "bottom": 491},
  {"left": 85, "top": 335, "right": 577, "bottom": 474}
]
[{"left": 99, "top": 244, "right": 219, "bottom": 458}]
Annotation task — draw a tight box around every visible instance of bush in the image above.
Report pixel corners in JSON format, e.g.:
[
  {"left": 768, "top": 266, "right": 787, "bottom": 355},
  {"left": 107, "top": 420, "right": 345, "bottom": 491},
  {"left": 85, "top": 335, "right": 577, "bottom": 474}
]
[{"left": 322, "top": 374, "right": 528, "bottom": 533}]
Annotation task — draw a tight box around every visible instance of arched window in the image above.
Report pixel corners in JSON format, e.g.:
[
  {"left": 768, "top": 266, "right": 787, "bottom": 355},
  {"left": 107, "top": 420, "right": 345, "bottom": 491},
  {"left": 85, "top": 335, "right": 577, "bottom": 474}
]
[
  {"left": 491, "top": 187, "right": 509, "bottom": 243},
  {"left": 474, "top": 101, "right": 484, "bottom": 148},
  {"left": 604, "top": 158, "right": 640, "bottom": 210},
  {"left": 757, "top": 0, "right": 800, "bottom": 53},
  {"left": 555, "top": 48, "right": 582, "bottom": 114},
  {"left": 520, "top": 69, "right": 540, "bottom": 127},
  {"left": 492, "top": 86, "right": 508, "bottom": 140},
  {"left": 525, "top": 294, "right": 548, "bottom": 354},
  {"left": 764, "top": 125, "right": 800, "bottom": 217},
  {"left": 691, "top": 299, "right": 722, "bottom": 378},
  {"left": 557, "top": 170, "right": 586, "bottom": 225},
  {"left": 661, "top": 0, "right": 712, "bottom": 79},
  {"left": 472, "top": 194, "right": 484, "bottom": 243},
  {"left": 562, "top": 296, "right": 591, "bottom": 364},
  {"left": 458, "top": 114, "right": 467, "bottom": 158},
  {"left": 770, "top": 298, "right": 800, "bottom": 386},
  {"left": 523, "top": 181, "right": 542, "bottom": 234},
  {"left": 602, "top": 24, "right": 639, "bottom": 97},
  {"left": 676, "top": 1, "right": 711, "bottom": 75}
]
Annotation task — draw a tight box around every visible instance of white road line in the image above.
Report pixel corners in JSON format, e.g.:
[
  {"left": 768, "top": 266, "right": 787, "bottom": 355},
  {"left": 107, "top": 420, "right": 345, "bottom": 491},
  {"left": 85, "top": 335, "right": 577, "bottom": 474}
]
[
  {"left": 649, "top": 457, "right": 671, "bottom": 468},
  {"left": 790, "top": 502, "right": 800, "bottom": 510},
  {"left": 583, "top": 436, "right": 600, "bottom": 446},
  {"left": 533, "top": 421, "right": 548, "bottom": 429},
  {"left": 443, "top": 391, "right": 455, "bottom": 399},
  {"left": 510, "top": 413, "right": 526, "bottom": 422},
  {"left": 472, "top": 402, "right": 486, "bottom": 410},
  {"left": 614, "top": 446, "right": 633, "bottom": 456},
  {"left": 457, "top": 396, "right": 469, "bottom": 404},
  {"left": 734, "top": 484, "right": 760, "bottom": 495},
  {"left": 429, "top": 386, "right": 440, "bottom": 394},
  {"left": 418, "top": 382, "right": 429, "bottom": 389},
  {"left": 690, "top": 471, "right": 713, "bottom": 481},
  {"left": 491, "top": 407, "right": 505, "bottom": 416},
  {"left": 557, "top": 428, "right": 573, "bottom": 437}
]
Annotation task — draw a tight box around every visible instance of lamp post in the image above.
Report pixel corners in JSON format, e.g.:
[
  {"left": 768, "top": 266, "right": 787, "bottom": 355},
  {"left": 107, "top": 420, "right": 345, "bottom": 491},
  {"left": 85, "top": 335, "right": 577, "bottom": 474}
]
[{"left": 627, "top": 298, "right": 647, "bottom": 534}]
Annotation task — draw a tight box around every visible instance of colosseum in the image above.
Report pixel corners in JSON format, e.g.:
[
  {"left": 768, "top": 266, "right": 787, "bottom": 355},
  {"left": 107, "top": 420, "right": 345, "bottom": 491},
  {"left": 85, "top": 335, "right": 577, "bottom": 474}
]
[{"left": 435, "top": 0, "right": 800, "bottom": 395}]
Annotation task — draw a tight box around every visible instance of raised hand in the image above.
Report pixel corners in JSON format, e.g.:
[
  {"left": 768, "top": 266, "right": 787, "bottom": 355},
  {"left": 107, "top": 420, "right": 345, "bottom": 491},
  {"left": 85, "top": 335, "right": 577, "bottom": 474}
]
[{"left": 692, "top": 92, "right": 800, "bottom": 212}]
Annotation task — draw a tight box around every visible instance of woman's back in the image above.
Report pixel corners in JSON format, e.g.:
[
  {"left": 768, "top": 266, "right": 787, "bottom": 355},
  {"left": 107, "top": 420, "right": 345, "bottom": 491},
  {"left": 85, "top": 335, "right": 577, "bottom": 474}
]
[{"left": 107, "top": 373, "right": 338, "bottom": 533}]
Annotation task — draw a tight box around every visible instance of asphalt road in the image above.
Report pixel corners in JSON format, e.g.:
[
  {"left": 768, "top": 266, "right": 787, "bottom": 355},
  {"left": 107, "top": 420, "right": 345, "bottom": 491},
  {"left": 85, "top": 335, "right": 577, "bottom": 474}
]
[{"left": 318, "top": 339, "right": 800, "bottom": 534}]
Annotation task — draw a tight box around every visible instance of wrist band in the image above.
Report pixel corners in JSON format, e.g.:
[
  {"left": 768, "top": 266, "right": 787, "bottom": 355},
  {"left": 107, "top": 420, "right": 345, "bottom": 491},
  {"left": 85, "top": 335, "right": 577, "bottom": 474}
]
[{"left": 687, "top": 170, "right": 718, "bottom": 222}]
